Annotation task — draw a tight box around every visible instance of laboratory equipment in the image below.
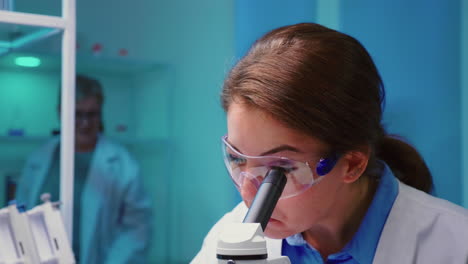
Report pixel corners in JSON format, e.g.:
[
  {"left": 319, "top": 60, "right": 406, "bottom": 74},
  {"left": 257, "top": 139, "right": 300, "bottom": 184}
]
[
  {"left": 0, "top": 193, "right": 75, "bottom": 264},
  {"left": 216, "top": 168, "right": 291, "bottom": 264}
]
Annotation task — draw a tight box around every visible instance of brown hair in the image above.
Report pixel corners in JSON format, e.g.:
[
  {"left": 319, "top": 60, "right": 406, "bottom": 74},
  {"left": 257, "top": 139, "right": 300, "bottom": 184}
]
[{"left": 221, "top": 23, "right": 433, "bottom": 193}]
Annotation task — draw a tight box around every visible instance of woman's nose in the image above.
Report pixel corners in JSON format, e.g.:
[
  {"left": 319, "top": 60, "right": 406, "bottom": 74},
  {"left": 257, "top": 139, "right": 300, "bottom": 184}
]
[
  {"left": 239, "top": 172, "right": 264, "bottom": 205},
  {"left": 76, "top": 118, "right": 90, "bottom": 128}
]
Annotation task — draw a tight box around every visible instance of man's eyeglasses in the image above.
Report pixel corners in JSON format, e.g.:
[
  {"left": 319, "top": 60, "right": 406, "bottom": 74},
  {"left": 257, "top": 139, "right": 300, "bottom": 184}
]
[{"left": 75, "top": 111, "right": 100, "bottom": 122}]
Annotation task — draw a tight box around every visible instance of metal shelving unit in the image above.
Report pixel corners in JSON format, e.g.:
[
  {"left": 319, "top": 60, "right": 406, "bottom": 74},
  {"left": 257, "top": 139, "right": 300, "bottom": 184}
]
[
  {"left": 462, "top": 0, "right": 468, "bottom": 208},
  {"left": 0, "top": 1, "right": 76, "bottom": 240}
]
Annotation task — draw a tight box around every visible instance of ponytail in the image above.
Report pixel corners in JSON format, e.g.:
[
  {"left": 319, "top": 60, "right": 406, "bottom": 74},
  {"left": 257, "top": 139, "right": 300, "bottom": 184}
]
[{"left": 377, "top": 135, "right": 433, "bottom": 193}]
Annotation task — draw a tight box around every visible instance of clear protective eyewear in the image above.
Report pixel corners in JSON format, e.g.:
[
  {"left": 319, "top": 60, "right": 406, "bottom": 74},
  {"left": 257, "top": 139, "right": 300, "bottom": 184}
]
[{"left": 222, "top": 135, "right": 339, "bottom": 199}]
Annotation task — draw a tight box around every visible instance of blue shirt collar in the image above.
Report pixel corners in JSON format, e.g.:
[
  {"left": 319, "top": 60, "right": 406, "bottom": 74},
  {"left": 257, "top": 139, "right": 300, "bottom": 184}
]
[{"left": 284, "top": 162, "right": 399, "bottom": 263}]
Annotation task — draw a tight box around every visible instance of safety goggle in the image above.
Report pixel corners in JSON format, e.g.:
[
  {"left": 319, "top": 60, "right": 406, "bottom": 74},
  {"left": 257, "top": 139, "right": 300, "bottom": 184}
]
[{"left": 222, "top": 135, "right": 339, "bottom": 199}]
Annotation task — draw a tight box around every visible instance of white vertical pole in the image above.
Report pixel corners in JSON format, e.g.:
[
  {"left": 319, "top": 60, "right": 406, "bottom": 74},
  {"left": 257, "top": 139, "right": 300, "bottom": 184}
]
[
  {"left": 316, "top": 0, "right": 341, "bottom": 30},
  {"left": 462, "top": 0, "right": 468, "bottom": 208},
  {"left": 60, "top": 0, "right": 76, "bottom": 241}
]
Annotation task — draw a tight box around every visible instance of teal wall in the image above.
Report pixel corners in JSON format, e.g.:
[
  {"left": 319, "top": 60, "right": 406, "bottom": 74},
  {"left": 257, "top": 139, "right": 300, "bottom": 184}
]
[
  {"left": 235, "top": 0, "right": 317, "bottom": 58},
  {"left": 340, "top": 0, "right": 462, "bottom": 204},
  {"left": 0, "top": 70, "right": 59, "bottom": 137},
  {"left": 114, "top": 1, "right": 235, "bottom": 262},
  {"left": 150, "top": 3, "right": 235, "bottom": 262}
]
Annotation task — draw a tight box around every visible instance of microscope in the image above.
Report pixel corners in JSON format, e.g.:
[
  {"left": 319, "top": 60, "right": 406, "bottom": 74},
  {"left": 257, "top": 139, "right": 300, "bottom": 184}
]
[{"left": 216, "top": 168, "right": 291, "bottom": 264}]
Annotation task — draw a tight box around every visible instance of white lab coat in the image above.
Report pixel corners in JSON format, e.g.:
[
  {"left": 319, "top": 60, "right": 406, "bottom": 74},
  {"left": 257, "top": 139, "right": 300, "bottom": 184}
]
[
  {"left": 191, "top": 181, "right": 468, "bottom": 263},
  {"left": 15, "top": 136, "right": 152, "bottom": 264}
]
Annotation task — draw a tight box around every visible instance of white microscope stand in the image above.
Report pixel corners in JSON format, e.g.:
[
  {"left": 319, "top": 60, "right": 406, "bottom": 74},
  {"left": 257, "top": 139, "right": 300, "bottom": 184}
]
[{"left": 217, "top": 223, "right": 290, "bottom": 264}]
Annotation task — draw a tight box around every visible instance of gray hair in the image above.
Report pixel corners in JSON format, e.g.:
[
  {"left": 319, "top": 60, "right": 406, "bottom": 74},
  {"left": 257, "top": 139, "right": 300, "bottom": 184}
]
[
  {"left": 76, "top": 74, "right": 104, "bottom": 104},
  {"left": 58, "top": 75, "right": 104, "bottom": 107}
]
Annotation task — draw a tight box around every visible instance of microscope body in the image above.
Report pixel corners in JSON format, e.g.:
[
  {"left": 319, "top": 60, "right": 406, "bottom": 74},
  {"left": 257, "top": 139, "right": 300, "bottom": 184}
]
[
  {"left": 216, "top": 168, "right": 290, "bottom": 264},
  {"left": 216, "top": 223, "right": 290, "bottom": 264}
]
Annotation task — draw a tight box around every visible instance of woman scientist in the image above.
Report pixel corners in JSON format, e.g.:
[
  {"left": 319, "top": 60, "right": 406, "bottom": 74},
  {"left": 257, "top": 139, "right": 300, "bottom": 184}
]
[
  {"left": 15, "top": 75, "right": 152, "bottom": 264},
  {"left": 192, "top": 23, "right": 468, "bottom": 263}
]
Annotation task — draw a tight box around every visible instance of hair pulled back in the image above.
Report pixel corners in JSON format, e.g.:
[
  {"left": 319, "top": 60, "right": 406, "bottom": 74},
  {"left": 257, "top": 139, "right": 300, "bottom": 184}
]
[{"left": 221, "top": 23, "right": 432, "bottom": 193}]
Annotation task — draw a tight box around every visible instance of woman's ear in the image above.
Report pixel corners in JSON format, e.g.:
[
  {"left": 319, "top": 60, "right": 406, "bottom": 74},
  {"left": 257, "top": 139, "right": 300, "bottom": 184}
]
[{"left": 341, "top": 147, "right": 370, "bottom": 183}]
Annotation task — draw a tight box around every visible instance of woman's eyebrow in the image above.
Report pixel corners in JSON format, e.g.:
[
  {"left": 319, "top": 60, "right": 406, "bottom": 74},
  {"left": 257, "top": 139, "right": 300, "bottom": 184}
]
[
  {"left": 260, "top": 145, "right": 302, "bottom": 156},
  {"left": 229, "top": 139, "right": 302, "bottom": 156}
]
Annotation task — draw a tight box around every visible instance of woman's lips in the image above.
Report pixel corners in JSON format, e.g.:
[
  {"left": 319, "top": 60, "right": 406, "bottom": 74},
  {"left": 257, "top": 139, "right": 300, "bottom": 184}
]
[{"left": 268, "top": 217, "right": 281, "bottom": 225}]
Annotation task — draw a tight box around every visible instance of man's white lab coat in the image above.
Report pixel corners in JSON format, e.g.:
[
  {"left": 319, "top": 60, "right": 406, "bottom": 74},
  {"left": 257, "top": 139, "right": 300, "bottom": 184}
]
[{"left": 16, "top": 136, "right": 152, "bottom": 264}]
